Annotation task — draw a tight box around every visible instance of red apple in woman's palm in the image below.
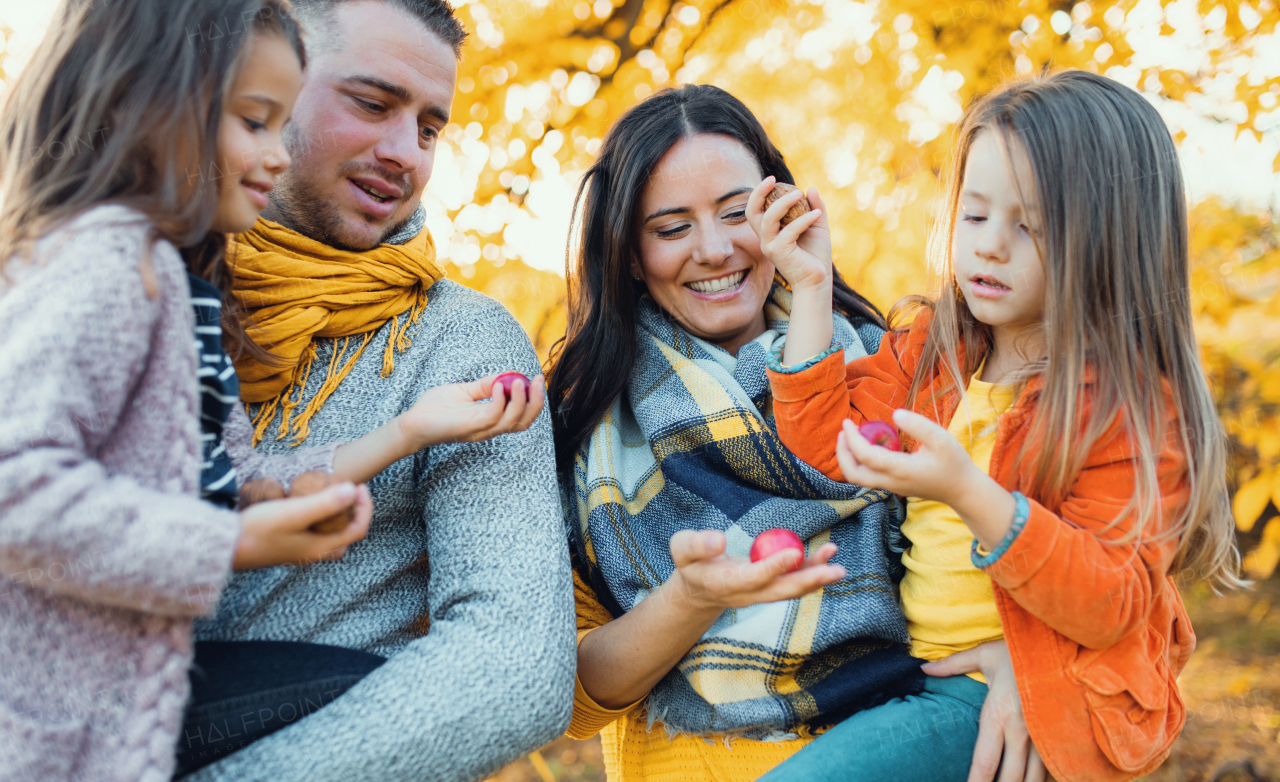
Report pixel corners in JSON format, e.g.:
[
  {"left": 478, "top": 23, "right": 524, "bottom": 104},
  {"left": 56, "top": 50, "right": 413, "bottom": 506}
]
[
  {"left": 749, "top": 528, "right": 805, "bottom": 572},
  {"left": 493, "top": 371, "right": 530, "bottom": 401},
  {"left": 859, "top": 420, "right": 901, "bottom": 451}
]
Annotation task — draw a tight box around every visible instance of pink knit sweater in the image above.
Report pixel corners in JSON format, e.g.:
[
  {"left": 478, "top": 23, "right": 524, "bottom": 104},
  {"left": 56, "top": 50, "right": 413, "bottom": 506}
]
[{"left": 0, "top": 206, "right": 335, "bottom": 782}]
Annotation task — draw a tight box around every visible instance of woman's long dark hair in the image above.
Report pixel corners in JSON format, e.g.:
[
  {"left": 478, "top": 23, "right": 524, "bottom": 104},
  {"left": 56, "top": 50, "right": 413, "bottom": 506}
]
[
  {"left": 0, "top": 0, "right": 305, "bottom": 361},
  {"left": 547, "top": 84, "right": 884, "bottom": 468}
]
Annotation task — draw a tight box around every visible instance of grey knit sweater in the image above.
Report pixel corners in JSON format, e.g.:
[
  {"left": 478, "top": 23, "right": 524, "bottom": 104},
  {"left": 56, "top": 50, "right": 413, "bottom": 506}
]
[
  {"left": 0, "top": 206, "right": 336, "bottom": 782},
  {"left": 187, "top": 278, "right": 576, "bottom": 777}
]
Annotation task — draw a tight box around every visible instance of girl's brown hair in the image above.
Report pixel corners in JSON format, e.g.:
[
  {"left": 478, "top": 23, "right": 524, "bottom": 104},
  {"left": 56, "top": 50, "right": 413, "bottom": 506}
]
[
  {"left": 903, "top": 69, "right": 1240, "bottom": 590},
  {"left": 0, "top": 0, "right": 305, "bottom": 359}
]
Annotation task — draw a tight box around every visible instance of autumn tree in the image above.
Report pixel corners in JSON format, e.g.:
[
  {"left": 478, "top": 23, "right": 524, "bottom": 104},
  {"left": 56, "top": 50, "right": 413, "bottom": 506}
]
[{"left": 430, "top": 0, "right": 1280, "bottom": 575}]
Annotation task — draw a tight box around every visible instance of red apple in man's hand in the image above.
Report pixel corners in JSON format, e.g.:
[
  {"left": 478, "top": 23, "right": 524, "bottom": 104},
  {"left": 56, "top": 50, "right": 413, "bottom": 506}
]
[
  {"left": 493, "top": 371, "right": 530, "bottom": 402},
  {"left": 749, "top": 528, "right": 805, "bottom": 573},
  {"left": 858, "top": 420, "right": 901, "bottom": 451}
]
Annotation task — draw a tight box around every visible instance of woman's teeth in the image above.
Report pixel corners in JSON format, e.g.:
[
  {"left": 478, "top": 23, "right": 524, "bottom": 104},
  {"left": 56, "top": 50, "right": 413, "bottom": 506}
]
[
  {"left": 686, "top": 271, "right": 746, "bottom": 294},
  {"left": 356, "top": 181, "right": 392, "bottom": 203}
]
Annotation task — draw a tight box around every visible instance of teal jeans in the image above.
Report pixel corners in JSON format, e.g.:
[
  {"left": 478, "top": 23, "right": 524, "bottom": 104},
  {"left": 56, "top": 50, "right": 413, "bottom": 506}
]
[{"left": 759, "top": 675, "right": 988, "bottom": 782}]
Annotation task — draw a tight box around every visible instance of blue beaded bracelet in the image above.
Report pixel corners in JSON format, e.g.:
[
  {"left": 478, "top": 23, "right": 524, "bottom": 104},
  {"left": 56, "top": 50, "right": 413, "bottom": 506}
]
[
  {"left": 971, "top": 491, "right": 1030, "bottom": 569},
  {"left": 765, "top": 341, "right": 841, "bottom": 375}
]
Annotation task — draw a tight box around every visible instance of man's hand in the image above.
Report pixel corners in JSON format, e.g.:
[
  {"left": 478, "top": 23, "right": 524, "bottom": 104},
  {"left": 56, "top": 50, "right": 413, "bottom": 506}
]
[{"left": 922, "top": 640, "right": 1048, "bottom": 782}]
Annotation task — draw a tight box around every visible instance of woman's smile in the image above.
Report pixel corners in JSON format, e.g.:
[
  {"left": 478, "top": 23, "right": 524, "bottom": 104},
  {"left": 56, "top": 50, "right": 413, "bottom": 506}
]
[{"left": 685, "top": 269, "right": 750, "bottom": 299}]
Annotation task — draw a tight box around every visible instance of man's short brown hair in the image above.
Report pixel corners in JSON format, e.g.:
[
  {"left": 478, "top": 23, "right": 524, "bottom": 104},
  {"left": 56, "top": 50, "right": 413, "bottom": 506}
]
[{"left": 291, "top": 0, "right": 468, "bottom": 58}]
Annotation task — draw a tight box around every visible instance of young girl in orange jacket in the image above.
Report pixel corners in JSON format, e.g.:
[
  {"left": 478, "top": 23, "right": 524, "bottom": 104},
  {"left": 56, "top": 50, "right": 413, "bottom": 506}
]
[{"left": 749, "top": 70, "right": 1240, "bottom": 782}]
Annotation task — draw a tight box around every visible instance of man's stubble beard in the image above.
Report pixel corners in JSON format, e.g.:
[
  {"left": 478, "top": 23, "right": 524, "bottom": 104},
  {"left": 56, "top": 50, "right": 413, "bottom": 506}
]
[{"left": 263, "top": 123, "right": 414, "bottom": 252}]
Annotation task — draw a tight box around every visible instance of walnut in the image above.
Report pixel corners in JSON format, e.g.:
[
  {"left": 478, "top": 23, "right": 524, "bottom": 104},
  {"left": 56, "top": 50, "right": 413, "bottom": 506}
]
[
  {"left": 763, "top": 182, "right": 811, "bottom": 226},
  {"left": 289, "top": 471, "right": 356, "bottom": 533}
]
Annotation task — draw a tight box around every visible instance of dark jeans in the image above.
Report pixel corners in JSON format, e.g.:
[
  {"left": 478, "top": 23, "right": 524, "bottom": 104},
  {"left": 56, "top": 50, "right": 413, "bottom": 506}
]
[{"left": 174, "top": 640, "right": 386, "bottom": 778}]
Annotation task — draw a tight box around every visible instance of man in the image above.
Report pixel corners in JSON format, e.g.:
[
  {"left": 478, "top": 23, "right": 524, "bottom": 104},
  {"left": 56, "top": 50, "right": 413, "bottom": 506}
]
[{"left": 188, "top": 1, "right": 575, "bottom": 779}]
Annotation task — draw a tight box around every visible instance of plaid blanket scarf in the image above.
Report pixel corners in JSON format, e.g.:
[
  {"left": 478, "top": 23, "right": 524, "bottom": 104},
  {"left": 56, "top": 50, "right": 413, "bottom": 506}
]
[{"left": 568, "top": 284, "right": 925, "bottom": 740}]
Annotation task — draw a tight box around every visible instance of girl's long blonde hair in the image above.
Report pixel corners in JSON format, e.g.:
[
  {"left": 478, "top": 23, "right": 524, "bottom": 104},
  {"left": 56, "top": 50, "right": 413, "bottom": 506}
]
[
  {"left": 902, "top": 69, "right": 1240, "bottom": 590},
  {"left": 0, "top": 0, "right": 303, "bottom": 358}
]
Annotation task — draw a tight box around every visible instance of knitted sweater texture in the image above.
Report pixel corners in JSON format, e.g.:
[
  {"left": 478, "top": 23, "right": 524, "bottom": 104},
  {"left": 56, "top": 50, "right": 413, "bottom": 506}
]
[
  {"left": 0, "top": 206, "right": 335, "bottom": 782},
  {"left": 188, "top": 278, "right": 576, "bottom": 781}
]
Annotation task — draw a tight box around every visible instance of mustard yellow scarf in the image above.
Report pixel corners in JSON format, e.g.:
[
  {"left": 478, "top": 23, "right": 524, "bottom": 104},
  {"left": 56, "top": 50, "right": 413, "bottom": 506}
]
[{"left": 229, "top": 218, "right": 445, "bottom": 445}]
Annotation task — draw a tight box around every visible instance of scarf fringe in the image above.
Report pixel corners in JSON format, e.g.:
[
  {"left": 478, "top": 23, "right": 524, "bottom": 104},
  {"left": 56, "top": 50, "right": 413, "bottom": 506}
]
[
  {"left": 380, "top": 292, "right": 428, "bottom": 378},
  {"left": 249, "top": 304, "right": 426, "bottom": 446}
]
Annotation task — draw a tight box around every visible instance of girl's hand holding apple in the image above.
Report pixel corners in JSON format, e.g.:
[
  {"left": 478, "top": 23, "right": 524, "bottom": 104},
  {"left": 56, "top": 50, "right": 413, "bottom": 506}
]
[
  {"left": 395, "top": 372, "right": 546, "bottom": 452},
  {"left": 836, "top": 409, "right": 976, "bottom": 508},
  {"left": 836, "top": 409, "right": 1019, "bottom": 552}
]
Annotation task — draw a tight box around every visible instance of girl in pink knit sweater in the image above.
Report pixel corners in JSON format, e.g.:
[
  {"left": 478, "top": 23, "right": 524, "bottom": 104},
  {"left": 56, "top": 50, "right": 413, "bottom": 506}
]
[{"left": 0, "top": 1, "right": 543, "bottom": 779}]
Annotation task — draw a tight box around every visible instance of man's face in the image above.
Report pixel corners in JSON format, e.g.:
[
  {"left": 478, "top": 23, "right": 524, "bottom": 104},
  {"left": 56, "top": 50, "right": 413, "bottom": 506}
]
[{"left": 267, "top": 0, "right": 457, "bottom": 250}]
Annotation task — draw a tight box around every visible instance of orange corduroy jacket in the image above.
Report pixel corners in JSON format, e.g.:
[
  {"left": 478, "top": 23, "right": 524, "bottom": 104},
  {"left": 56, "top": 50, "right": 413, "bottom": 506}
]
[{"left": 766, "top": 310, "right": 1195, "bottom": 782}]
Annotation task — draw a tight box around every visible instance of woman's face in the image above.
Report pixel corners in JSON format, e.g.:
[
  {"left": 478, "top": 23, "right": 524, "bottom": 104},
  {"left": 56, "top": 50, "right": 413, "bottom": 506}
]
[
  {"left": 633, "top": 134, "right": 774, "bottom": 355},
  {"left": 210, "top": 31, "right": 303, "bottom": 235}
]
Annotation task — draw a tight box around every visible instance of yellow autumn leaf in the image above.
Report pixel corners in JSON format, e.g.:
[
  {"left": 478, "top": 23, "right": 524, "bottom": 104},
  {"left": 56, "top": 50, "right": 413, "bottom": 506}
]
[
  {"left": 1235, "top": 470, "right": 1275, "bottom": 533},
  {"left": 1244, "top": 518, "right": 1280, "bottom": 579}
]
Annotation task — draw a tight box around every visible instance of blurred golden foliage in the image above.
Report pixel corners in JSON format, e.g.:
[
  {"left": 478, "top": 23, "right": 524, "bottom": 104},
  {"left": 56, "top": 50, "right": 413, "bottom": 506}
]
[
  {"left": 438, "top": 0, "right": 1280, "bottom": 577},
  {"left": 1191, "top": 200, "right": 1280, "bottom": 575}
]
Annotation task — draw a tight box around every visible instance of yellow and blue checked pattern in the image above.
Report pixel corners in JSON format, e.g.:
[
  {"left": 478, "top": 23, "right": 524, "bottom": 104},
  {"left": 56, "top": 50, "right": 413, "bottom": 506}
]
[{"left": 567, "top": 286, "right": 925, "bottom": 740}]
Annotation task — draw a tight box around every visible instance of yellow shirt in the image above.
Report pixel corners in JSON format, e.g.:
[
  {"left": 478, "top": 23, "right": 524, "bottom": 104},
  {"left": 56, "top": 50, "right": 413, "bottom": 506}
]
[
  {"left": 900, "top": 373, "right": 1014, "bottom": 680},
  {"left": 569, "top": 570, "right": 812, "bottom": 782}
]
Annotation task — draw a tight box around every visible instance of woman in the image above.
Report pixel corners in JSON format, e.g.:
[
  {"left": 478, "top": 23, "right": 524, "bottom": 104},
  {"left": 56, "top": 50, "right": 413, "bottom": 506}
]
[{"left": 548, "top": 85, "right": 1039, "bottom": 782}]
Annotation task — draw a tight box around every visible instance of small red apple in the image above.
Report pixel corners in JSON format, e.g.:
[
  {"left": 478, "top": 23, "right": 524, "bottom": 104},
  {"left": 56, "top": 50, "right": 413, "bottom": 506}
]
[
  {"left": 493, "top": 371, "right": 530, "bottom": 402},
  {"left": 858, "top": 420, "right": 901, "bottom": 451},
  {"left": 749, "top": 528, "right": 805, "bottom": 572}
]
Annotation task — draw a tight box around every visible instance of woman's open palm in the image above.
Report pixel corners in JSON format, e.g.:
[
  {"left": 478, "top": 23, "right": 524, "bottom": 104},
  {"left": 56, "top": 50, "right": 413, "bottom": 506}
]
[{"left": 667, "top": 529, "right": 845, "bottom": 612}]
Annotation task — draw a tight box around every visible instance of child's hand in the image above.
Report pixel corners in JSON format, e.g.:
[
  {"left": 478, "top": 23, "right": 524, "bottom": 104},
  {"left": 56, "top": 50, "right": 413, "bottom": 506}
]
[
  {"left": 288, "top": 471, "right": 357, "bottom": 533},
  {"left": 396, "top": 373, "right": 546, "bottom": 450},
  {"left": 746, "top": 176, "right": 832, "bottom": 295},
  {"left": 233, "top": 482, "right": 373, "bottom": 570},
  {"left": 836, "top": 409, "right": 978, "bottom": 507},
  {"left": 664, "top": 529, "right": 846, "bottom": 614}
]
